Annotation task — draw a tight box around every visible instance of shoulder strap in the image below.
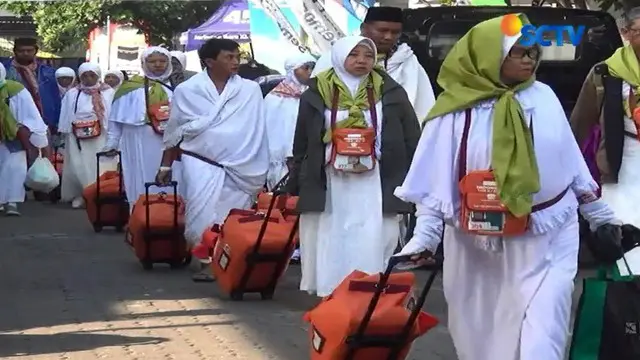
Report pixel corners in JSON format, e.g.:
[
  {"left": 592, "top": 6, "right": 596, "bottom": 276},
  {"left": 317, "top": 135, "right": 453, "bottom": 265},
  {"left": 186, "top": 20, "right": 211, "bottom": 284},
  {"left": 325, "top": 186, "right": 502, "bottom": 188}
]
[
  {"left": 74, "top": 89, "right": 81, "bottom": 113},
  {"left": 329, "top": 76, "right": 378, "bottom": 132}
]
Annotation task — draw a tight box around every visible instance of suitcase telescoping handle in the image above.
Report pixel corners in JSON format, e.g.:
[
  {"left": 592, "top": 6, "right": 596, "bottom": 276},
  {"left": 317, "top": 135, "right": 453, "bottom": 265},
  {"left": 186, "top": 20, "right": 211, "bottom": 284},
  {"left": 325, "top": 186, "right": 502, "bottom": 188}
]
[
  {"left": 144, "top": 181, "right": 179, "bottom": 232},
  {"left": 251, "top": 188, "right": 288, "bottom": 254},
  {"left": 95, "top": 150, "right": 123, "bottom": 200},
  {"left": 346, "top": 254, "right": 441, "bottom": 360},
  {"left": 270, "top": 172, "right": 290, "bottom": 192}
]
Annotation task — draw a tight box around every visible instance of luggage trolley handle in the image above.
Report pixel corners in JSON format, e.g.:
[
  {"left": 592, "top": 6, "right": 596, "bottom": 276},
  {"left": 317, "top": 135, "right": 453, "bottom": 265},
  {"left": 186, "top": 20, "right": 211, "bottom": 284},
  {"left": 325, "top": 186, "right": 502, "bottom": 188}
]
[
  {"left": 143, "top": 181, "right": 179, "bottom": 234},
  {"left": 95, "top": 150, "right": 123, "bottom": 201},
  {"left": 250, "top": 188, "right": 288, "bottom": 253},
  {"left": 347, "top": 254, "right": 442, "bottom": 360}
]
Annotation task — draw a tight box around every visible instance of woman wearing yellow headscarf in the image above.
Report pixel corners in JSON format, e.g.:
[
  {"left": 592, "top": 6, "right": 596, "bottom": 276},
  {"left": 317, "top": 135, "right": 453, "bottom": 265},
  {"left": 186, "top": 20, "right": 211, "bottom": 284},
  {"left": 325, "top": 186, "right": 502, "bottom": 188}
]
[{"left": 395, "top": 15, "right": 621, "bottom": 360}]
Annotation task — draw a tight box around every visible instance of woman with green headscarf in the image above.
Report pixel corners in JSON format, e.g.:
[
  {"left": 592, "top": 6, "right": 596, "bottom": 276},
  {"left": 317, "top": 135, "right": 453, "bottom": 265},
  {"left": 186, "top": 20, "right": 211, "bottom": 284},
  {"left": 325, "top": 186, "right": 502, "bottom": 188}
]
[
  {"left": 286, "top": 35, "right": 421, "bottom": 297},
  {"left": 102, "top": 46, "right": 182, "bottom": 208},
  {"left": 393, "top": 15, "right": 621, "bottom": 360}
]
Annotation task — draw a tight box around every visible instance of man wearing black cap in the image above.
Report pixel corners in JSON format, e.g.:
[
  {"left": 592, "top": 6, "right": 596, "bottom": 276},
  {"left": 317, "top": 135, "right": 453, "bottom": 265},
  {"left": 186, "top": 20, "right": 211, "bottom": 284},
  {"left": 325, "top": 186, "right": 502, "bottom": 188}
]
[
  {"left": 2, "top": 38, "right": 61, "bottom": 137},
  {"left": 312, "top": 6, "right": 435, "bottom": 124}
]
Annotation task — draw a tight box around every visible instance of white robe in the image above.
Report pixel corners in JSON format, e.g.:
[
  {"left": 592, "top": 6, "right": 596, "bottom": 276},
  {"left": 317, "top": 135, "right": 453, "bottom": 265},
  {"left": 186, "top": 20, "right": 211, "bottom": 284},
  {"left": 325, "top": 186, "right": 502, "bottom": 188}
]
[
  {"left": 0, "top": 88, "right": 48, "bottom": 204},
  {"left": 599, "top": 81, "right": 640, "bottom": 227},
  {"left": 58, "top": 87, "right": 115, "bottom": 201},
  {"left": 164, "top": 73, "right": 269, "bottom": 245},
  {"left": 299, "top": 98, "right": 398, "bottom": 297},
  {"left": 395, "top": 82, "right": 617, "bottom": 360},
  {"left": 264, "top": 91, "right": 300, "bottom": 190},
  {"left": 107, "top": 84, "right": 182, "bottom": 206},
  {"left": 311, "top": 43, "right": 436, "bottom": 122}
]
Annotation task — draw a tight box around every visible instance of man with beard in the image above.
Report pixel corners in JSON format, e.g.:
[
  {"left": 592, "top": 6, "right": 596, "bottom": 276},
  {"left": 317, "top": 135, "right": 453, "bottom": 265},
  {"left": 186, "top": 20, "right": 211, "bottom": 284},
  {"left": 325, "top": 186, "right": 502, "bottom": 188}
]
[
  {"left": 2, "top": 38, "right": 60, "bottom": 137},
  {"left": 312, "top": 6, "right": 435, "bottom": 123}
]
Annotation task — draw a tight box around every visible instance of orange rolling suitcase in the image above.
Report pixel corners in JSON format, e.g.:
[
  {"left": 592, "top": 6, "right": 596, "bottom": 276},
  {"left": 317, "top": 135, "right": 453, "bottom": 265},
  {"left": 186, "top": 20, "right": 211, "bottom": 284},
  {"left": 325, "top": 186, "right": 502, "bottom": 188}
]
[
  {"left": 305, "top": 255, "right": 440, "bottom": 360},
  {"left": 211, "top": 191, "right": 299, "bottom": 300},
  {"left": 127, "top": 181, "right": 190, "bottom": 270},
  {"left": 83, "top": 151, "right": 129, "bottom": 232}
]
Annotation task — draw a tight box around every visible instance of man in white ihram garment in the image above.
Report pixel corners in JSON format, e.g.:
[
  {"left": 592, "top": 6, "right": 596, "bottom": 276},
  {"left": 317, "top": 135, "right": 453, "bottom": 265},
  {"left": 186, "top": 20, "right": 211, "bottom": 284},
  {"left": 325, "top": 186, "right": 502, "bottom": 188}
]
[
  {"left": 58, "top": 63, "right": 115, "bottom": 208},
  {"left": 394, "top": 15, "right": 622, "bottom": 360},
  {"left": 264, "top": 52, "right": 316, "bottom": 264},
  {"left": 104, "top": 46, "right": 181, "bottom": 206},
  {"left": 0, "top": 63, "right": 49, "bottom": 216},
  {"left": 158, "top": 38, "right": 269, "bottom": 253}
]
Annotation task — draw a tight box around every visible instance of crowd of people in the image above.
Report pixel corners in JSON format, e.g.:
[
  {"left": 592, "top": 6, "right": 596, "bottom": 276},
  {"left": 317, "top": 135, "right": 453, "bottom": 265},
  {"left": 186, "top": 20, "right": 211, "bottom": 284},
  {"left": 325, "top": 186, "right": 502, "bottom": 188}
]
[{"left": 3, "top": 4, "right": 640, "bottom": 360}]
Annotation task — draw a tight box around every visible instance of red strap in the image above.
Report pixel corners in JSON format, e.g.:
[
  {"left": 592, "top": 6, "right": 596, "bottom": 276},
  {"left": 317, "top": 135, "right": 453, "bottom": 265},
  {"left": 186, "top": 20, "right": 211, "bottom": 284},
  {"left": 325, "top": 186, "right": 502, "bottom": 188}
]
[
  {"left": 458, "top": 109, "right": 472, "bottom": 182},
  {"left": 348, "top": 280, "right": 411, "bottom": 294},
  {"left": 459, "top": 109, "right": 535, "bottom": 182}
]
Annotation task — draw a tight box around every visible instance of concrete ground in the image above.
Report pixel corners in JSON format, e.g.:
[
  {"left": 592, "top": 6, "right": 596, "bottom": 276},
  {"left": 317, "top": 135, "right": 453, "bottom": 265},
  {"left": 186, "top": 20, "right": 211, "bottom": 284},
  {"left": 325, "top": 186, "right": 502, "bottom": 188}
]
[{"left": 0, "top": 201, "right": 458, "bottom": 359}]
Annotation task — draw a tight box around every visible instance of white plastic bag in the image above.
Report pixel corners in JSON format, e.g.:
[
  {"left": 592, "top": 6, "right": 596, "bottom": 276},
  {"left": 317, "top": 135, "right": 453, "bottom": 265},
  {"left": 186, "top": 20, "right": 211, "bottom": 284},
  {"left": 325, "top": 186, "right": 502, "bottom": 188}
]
[{"left": 25, "top": 156, "right": 60, "bottom": 193}]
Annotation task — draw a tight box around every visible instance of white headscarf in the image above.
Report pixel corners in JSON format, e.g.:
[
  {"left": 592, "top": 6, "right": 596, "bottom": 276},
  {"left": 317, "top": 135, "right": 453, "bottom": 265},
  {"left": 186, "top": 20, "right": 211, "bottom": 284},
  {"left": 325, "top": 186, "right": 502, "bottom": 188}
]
[
  {"left": 283, "top": 53, "right": 316, "bottom": 86},
  {"left": 502, "top": 33, "right": 522, "bottom": 61},
  {"left": 77, "top": 62, "right": 102, "bottom": 90},
  {"left": 0, "top": 62, "right": 6, "bottom": 87},
  {"left": 141, "top": 46, "right": 173, "bottom": 81},
  {"left": 55, "top": 66, "right": 76, "bottom": 96},
  {"left": 170, "top": 50, "right": 187, "bottom": 69},
  {"left": 103, "top": 69, "right": 124, "bottom": 89},
  {"left": 330, "top": 36, "right": 377, "bottom": 96}
]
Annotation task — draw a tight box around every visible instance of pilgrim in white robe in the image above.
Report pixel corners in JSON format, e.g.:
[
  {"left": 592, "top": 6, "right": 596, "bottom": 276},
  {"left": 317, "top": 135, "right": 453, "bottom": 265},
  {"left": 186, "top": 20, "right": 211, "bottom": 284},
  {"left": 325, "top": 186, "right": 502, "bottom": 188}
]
[
  {"left": 395, "top": 81, "right": 618, "bottom": 360},
  {"left": 301, "top": 37, "right": 399, "bottom": 298},
  {"left": 105, "top": 46, "right": 182, "bottom": 207},
  {"left": 264, "top": 53, "right": 315, "bottom": 190},
  {"left": 163, "top": 72, "right": 269, "bottom": 246},
  {"left": 0, "top": 88, "right": 49, "bottom": 205},
  {"left": 58, "top": 83, "right": 115, "bottom": 204},
  {"left": 106, "top": 84, "right": 179, "bottom": 206}
]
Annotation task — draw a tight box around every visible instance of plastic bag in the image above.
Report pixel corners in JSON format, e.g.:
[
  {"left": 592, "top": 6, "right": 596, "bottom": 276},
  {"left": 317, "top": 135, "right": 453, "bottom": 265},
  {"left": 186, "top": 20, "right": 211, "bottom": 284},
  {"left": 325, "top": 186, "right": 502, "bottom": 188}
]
[{"left": 25, "top": 156, "right": 60, "bottom": 193}]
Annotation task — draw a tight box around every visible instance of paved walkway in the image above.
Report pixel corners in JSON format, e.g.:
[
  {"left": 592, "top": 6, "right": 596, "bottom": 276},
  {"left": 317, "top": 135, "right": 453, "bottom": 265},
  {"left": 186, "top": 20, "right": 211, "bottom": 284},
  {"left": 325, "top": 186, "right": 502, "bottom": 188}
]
[{"left": 0, "top": 202, "right": 457, "bottom": 359}]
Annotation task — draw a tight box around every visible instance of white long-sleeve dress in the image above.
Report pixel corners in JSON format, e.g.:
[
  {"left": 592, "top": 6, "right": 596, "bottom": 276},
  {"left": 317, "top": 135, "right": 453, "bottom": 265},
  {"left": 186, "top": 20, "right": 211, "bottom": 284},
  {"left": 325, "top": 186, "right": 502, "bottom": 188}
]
[
  {"left": 106, "top": 84, "right": 182, "bottom": 206},
  {"left": 395, "top": 81, "right": 617, "bottom": 360},
  {"left": 0, "top": 88, "right": 49, "bottom": 204},
  {"left": 58, "top": 87, "right": 115, "bottom": 201}
]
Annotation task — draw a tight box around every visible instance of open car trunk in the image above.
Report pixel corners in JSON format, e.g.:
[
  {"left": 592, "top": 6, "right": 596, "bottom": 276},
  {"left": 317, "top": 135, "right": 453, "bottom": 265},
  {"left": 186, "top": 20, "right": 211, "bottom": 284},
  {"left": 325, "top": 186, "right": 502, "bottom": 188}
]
[{"left": 402, "top": 6, "right": 622, "bottom": 115}]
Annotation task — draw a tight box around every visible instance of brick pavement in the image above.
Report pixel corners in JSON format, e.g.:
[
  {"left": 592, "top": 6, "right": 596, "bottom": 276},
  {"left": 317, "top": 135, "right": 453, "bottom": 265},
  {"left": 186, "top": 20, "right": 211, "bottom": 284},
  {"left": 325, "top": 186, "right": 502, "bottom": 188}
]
[{"left": 0, "top": 202, "right": 457, "bottom": 360}]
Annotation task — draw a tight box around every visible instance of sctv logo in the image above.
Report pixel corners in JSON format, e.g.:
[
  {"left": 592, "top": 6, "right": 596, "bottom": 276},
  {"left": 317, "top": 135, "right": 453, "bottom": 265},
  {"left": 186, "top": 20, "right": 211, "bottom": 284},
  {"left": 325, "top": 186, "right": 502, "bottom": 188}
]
[{"left": 501, "top": 14, "right": 585, "bottom": 46}]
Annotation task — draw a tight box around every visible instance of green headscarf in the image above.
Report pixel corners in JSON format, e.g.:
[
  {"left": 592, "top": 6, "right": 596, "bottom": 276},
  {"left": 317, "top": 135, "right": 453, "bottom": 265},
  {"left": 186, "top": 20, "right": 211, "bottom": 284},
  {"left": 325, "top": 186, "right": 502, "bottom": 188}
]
[
  {"left": 0, "top": 80, "right": 25, "bottom": 142},
  {"left": 316, "top": 69, "right": 383, "bottom": 143},
  {"left": 425, "top": 14, "right": 540, "bottom": 217},
  {"left": 604, "top": 45, "right": 640, "bottom": 117},
  {"left": 113, "top": 75, "right": 169, "bottom": 105}
]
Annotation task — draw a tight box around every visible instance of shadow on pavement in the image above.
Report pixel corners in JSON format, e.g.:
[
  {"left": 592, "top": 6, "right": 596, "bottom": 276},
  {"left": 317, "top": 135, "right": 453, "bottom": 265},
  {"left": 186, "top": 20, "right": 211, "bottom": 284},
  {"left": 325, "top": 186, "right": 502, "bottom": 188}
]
[
  {"left": 0, "top": 333, "right": 166, "bottom": 357},
  {"left": 0, "top": 201, "right": 455, "bottom": 359}
]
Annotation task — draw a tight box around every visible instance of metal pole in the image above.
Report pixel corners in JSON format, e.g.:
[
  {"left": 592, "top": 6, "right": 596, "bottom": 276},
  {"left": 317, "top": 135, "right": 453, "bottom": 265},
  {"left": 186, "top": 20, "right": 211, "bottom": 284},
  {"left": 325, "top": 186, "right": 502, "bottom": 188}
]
[{"left": 106, "top": 16, "right": 112, "bottom": 70}]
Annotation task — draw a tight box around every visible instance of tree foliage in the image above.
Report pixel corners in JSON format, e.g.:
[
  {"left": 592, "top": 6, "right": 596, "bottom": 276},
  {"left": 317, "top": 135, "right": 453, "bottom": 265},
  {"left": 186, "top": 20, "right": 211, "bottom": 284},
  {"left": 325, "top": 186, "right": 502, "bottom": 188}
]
[{"left": 0, "top": 0, "right": 222, "bottom": 52}]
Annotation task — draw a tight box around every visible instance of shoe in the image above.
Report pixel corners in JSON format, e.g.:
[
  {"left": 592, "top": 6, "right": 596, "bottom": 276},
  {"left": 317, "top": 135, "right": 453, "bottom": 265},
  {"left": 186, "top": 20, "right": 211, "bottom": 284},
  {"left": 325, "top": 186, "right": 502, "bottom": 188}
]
[
  {"left": 290, "top": 249, "right": 301, "bottom": 264},
  {"left": 0, "top": 204, "right": 5, "bottom": 213},
  {"left": 71, "top": 197, "right": 85, "bottom": 209},
  {"left": 5, "top": 203, "right": 20, "bottom": 216}
]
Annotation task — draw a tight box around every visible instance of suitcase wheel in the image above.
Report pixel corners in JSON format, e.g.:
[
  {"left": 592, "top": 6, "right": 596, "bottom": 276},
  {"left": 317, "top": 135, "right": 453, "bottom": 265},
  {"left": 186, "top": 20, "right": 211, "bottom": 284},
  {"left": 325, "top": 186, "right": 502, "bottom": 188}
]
[
  {"left": 141, "top": 261, "right": 153, "bottom": 270},
  {"left": 93, "top": 224, "right": 103, "bottom": 233},
  {"left": 261, "top": 290, "right": 274, "bottom": 300},
  {"left": 230, "top": 291, "right": 244, "bottom": 301}
]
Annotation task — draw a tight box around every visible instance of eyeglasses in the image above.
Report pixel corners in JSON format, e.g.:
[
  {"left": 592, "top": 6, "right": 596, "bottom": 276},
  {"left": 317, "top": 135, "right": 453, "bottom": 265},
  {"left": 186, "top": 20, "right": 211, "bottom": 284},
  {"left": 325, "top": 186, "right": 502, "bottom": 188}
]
[
  {"left": 508, "top": 47, "right": 540, "bottom": 60},
  {"left": 626, "top": 27, "right": 640, "bottom": 36}
]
